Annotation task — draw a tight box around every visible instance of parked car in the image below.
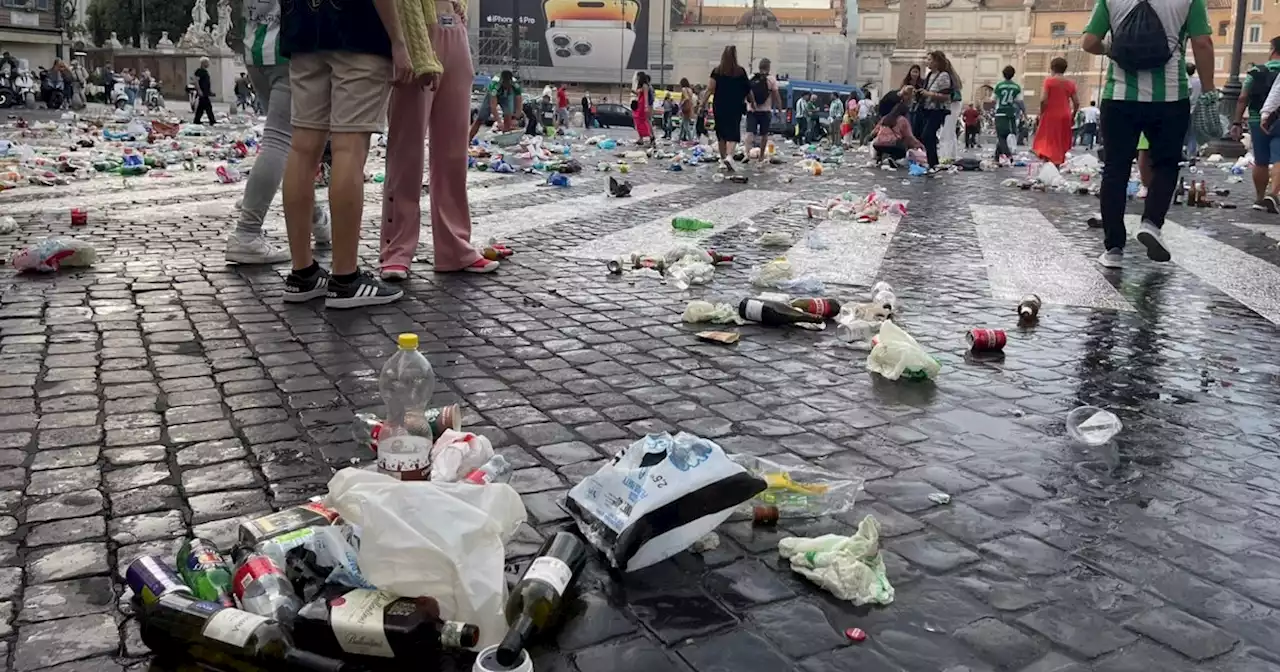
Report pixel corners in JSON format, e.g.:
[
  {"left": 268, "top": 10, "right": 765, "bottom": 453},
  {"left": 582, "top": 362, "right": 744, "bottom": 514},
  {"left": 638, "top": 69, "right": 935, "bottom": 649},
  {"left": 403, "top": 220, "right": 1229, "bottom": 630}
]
[{"left": 593, "top": 103, "right": 633, "bottom": 128}]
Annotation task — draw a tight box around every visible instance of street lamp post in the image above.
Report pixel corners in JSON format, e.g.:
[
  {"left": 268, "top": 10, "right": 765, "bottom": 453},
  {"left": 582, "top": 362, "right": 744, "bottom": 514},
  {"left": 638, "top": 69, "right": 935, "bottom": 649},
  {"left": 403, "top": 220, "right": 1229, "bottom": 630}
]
[{"left": 1209, "top": 0, "right": 1248, "bottom": 157}]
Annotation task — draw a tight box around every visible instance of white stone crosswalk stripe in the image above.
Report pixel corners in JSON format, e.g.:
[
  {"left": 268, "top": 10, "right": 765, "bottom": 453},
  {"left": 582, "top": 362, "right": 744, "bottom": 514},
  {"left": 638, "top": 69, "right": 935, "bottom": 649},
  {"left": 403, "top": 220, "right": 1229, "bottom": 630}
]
[
  {"left": 470, "top": 184, "right": 689, "bottom": 243},
  {"left": 561, "top": 189, "right": 792, "bottom": 260},
  {"left": 1229, "top": 221, "right": 1280, "bottom": 242},
  {"left": 780, "top": 201, "right": 909, "bottom": 287},
  {"left": 975, "top": 205, "right": 1134, "bottom": 312},
  {"left": 1128, "top": 215, "right": 1280, "bottom": 324}
]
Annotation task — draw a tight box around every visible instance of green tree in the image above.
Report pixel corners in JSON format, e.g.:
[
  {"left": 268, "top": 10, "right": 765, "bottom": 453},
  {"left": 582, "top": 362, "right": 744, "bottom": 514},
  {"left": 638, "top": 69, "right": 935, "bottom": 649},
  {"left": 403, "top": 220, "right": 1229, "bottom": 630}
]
[{"left": 84, "top": 0, "right": 242, "bottom": 52}]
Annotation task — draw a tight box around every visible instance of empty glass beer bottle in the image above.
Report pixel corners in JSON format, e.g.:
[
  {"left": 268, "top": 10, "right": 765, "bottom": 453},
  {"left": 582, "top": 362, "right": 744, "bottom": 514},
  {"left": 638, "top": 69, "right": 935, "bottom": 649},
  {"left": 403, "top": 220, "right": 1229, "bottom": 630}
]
[
  {"left": 138, "top": 591, "right": 348, "bottom": 672},
  {"left": 496, "top": 532, "right": 588, "bottom": 666}
]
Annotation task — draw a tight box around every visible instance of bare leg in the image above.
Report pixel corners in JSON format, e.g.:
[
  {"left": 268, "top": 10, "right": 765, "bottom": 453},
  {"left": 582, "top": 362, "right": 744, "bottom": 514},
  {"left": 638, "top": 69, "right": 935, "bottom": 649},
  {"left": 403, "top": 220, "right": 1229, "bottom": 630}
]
[
  {"left": 327, "top": 131, "right": 372, "bottom": 276},
  {"left": 282, "top": 128, "right": 327, "bottom": 271}
]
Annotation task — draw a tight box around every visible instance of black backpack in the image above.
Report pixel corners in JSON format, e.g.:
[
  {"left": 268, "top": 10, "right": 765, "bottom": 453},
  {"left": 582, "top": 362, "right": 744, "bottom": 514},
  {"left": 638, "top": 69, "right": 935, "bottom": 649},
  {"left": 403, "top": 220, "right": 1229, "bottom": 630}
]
[
  {"left": 749, "top": 74, "right": 771, "bottom": 107},
  {"left": 1109, "top": 0, "right": 1173, "bottom": 71},
  {"left": 1249, "top": 65, "right": 1279, "bottom": 112}
]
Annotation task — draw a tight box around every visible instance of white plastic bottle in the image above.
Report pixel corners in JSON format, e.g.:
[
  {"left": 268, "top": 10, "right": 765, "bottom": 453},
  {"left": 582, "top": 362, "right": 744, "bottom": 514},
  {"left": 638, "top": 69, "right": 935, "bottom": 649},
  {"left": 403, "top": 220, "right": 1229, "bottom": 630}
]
[{"left": 377, "top": 334, "right": 436, "bottom": 481}]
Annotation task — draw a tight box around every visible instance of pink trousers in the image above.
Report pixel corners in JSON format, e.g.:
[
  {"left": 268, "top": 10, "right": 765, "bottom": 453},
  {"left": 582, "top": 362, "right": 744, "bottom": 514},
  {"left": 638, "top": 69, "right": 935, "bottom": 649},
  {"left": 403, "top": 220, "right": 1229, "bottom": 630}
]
[{"left": 380, "top": 6, "right": 481, "bottom": 272}]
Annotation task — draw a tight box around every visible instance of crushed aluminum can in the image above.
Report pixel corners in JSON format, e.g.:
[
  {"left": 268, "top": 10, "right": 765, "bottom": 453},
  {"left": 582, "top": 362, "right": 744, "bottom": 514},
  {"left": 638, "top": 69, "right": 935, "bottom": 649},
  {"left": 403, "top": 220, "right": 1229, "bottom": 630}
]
[{"left": 967, "top": 328, "right": 1007, "bottom": 352}]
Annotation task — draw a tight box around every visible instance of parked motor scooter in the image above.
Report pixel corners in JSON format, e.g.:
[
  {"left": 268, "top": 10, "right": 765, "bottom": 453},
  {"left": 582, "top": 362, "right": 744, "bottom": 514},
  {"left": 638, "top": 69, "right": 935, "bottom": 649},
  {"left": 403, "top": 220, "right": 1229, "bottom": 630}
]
[
  {"left": 144, "top": 81, "right": 163, "bottom": 111},
  {"left": 37, "top": 67, "right": 64, "bottom": 109},
  {"left": 0, "top": 75, "right": 14, "bottom": 109},
  {"left": 110, "top": 78, "right": 129, "bottom": 110}
]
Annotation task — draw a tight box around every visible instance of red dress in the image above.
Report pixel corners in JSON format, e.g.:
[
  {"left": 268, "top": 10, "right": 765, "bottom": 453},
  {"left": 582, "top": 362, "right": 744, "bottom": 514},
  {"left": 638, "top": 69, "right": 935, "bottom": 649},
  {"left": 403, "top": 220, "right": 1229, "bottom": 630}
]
[
  {"left": 1032, "top": 76, "right": 1077, "bottom": 165},
  {"left": 633, "top": 87, "right": 652, "bottom": 139}
]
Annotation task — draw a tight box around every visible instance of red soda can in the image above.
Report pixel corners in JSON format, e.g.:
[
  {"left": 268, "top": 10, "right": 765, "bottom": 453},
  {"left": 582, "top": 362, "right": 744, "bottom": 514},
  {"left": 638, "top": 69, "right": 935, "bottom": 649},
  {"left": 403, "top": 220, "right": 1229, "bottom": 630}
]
[
  {"left": 967, "top": 328, "right": 1006, "bottom": 352},
  {"left": 70, "top": 209, "right": 87, "bottom": 226},
  {"left": 707, "top": 249, "right": 734, "bottom": 264}
]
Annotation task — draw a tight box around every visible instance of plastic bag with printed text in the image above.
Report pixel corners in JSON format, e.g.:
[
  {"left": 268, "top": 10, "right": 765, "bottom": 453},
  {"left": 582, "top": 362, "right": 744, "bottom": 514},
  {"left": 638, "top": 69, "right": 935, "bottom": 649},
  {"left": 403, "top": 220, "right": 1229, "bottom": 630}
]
[{"left": 565, "top": 432, "right": 766, "bottom": 572}]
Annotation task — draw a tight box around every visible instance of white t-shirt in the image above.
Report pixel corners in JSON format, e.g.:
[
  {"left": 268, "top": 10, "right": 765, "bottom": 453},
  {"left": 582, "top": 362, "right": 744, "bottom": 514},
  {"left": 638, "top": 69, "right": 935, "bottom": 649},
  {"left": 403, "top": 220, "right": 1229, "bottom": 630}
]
[
  {"left": 1081, "top": 106, "right": 1101, "bottom": 124},
  {"left": 858, "top": 98, "right": 875, "bottom": 120}
]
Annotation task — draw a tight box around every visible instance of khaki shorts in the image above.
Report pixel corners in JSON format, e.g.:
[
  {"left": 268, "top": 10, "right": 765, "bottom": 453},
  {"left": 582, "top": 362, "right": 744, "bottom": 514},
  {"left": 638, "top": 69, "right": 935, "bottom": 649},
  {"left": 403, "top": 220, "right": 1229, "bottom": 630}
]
[{"left": 289, "top": 51, "right": 391, "bottom": 133}]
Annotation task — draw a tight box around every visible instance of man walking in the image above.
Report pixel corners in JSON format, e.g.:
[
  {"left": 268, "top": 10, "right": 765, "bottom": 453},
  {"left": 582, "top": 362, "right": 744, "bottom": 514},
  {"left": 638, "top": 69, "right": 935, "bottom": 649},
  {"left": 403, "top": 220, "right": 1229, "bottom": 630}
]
[
  {"left": 1084, "top": 0, "right": 1214, "bottom": 268},
  {"left": 278, "top": 0, "right": 408, "bottom": 307},
  {"left": 1231, "top": 37, "right": 1280, "bottom": 212},
  {"left": 225, "top": 0, "right": 331, "bottom": 264},
  {"left": 806, "top": 93, "right": 822, "bottom": 142},
  {"left": 993, "top": 66, "right": 1021, "bottom": 160},
  {"left": 556, "top": 82, "right": 570, "bottom": 128},
  {"left": 193, "top": 57, "right": 216, "bottom": 125},
  {"left": 962, "top": 103, "right": 981, "bottom": 148}
]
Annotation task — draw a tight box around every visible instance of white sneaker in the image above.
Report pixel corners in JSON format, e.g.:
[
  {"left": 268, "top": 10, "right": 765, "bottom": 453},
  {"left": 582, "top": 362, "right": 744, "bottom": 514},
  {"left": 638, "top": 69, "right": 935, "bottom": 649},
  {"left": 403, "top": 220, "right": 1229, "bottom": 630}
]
[
  {"left": 226, "top": 232, "right": 290, "bottom": 264},
  {"left": 1136, "top": 220, "right": 1171, "bottom": 262},
  {"left": 1097, "top": 248, "right": 1124, "bottom": 269},
  {"left": 312, "top": 208, "right": 332, "bottom": 249}
]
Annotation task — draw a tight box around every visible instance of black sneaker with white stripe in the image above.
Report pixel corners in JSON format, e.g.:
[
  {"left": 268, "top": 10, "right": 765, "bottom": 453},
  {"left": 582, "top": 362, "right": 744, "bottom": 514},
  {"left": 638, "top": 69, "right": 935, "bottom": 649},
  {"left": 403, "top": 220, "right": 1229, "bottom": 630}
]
[
  {"left": 283, "top": 266, "right": 330, "bottom": 303},
  {"left": 325, "top": 271, "right": 404, "bottom": 309}
]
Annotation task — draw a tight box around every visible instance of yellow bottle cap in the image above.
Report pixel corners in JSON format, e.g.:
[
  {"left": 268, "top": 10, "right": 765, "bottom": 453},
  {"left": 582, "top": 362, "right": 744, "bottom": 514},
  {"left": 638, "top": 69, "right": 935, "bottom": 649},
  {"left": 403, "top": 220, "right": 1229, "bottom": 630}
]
[{"left": 397, "top": 333, "right": 419, "bottom": 350}]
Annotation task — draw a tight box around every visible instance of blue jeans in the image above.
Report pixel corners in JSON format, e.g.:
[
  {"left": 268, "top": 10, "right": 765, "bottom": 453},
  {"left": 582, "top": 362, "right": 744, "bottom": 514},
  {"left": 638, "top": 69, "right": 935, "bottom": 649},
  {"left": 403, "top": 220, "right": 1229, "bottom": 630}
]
[{"left": 1249, "top": 121, "right": 1280, "bottom": 165}]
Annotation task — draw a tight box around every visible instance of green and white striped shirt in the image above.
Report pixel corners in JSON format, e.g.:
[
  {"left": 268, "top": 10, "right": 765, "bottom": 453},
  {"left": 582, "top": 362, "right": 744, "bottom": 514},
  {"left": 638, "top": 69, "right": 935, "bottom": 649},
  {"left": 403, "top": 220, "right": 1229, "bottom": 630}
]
[
  {"left": 244, "top": 0, "right": 284, "bottom": 67},
  {"left": 1084, "top": 0, "right": 1211, "bottom": 103}
]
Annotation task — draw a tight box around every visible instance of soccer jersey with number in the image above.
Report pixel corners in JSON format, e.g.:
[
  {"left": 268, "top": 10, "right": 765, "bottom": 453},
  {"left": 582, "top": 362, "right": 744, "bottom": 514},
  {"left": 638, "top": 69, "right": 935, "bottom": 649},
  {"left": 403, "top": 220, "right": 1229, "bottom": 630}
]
[
  {"left": 994, "top": 80, "right": 1021, "bottom": 117},
  {"left": 1084, "top": 0, "right": 1211, "bottom": 102}
]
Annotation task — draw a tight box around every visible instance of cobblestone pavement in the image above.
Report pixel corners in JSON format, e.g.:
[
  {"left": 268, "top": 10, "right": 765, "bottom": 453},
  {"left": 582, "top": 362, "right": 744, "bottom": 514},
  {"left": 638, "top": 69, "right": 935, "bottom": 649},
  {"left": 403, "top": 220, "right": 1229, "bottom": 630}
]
[{"left": 2, "top": 135, "right": 1280, "bottom": 672}]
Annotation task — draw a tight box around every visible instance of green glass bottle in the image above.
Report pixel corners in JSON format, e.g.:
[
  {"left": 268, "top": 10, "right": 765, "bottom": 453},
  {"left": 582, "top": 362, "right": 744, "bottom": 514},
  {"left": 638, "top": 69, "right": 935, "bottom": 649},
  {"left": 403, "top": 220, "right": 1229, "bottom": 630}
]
[
  {"left": 672, "top": 217, "right": 714, "bottom": 231},
  {"left": 177, "top": 537, "right": 235, "bottom": 608}
]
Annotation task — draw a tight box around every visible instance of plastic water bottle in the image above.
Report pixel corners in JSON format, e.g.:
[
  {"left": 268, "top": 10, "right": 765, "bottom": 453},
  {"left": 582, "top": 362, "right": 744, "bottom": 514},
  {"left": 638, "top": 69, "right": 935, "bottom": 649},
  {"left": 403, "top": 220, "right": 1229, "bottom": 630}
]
[{"left": 377, "top": 334, "right": 436, "bottom": 481}]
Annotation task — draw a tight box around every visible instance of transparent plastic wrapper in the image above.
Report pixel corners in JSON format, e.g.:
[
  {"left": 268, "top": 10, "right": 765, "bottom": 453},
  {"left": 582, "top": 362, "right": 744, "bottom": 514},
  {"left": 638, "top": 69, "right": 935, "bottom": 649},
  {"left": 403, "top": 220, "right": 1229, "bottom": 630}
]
[
  {"left": 756, "top": 231, "right": 793, "bottom": 247},
  {"left": 12, "top": 238, "right": 96, "bottom": 273},
  {"left": 1037, "top": 162, "right": 1064, "bottom": 187},
  {"left": 325, "top": 468, "right": 527, "bottom": 649},
  {"left": 1065, "top": 406, "right": 1122, "bottom": 446},
  {"left": 775, "top": 276, "right": 825, "bottom": 296},
  {"left": 662, "top": 244, "right": 713, "bottom": 267},
  {"left": 263, "top": 526, "right": 373, "bottom": 602},
  {"left": 728, "top": 453, "right": 862, "bottom": 519},
  {"left": 751, "top": 257, "right": 794, "bottom": 288},
  {"left": 0, "top": 216, "right": 15, "bottom": 234},
  {"left": 565, "top": 432, "right": 766, "bottom": 572},
  {"left": 667, "top": 260, "right": 715, "bottom": 290},
  {"left": 866, "top": 320, "right": 941, "bottom": 381},
  {"left": 777, "top": 516, "right": 894, "bottom": 605},
  {"left": 429, "top": 429, "right": 495, "bottom": 482}
]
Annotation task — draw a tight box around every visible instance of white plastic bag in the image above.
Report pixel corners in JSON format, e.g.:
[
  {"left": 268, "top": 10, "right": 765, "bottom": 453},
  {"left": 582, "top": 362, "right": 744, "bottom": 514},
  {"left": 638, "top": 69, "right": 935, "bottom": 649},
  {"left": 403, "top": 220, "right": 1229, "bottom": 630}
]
[
  {"left": 324, "top": 468, "right": 527, "bottom": 649},
  {"left": 667, "top": 259, "right": 715, "bottom": 289},
  {"left": 682, "top": 300, "right": 743, "bottom": 324},
  {"left": 777, "top": 515, "right": 894, "bottom": 605},
  {"left": 0, "top": 216, "right": 16, "bottom": 234},
  {"left": 756, "top": 231, "right": 794, "bottom": 247},
  {"left": 751, "top": 257, "right": 794, "bottom": 288},
  {"left": 429, "top": 429, "right": 494, "bottom": 482},
  {"left": 11, "top": 238, "right": 96, "bottom": 273},
  {"left": 565, "top": 432, "right": 766, "bottom": 572},
  {"left": 1037, "top": 162, "right": 1064, "bottom": 186},
  {"left": 866, "top": 320, "right": 941, "bottom": 381}
]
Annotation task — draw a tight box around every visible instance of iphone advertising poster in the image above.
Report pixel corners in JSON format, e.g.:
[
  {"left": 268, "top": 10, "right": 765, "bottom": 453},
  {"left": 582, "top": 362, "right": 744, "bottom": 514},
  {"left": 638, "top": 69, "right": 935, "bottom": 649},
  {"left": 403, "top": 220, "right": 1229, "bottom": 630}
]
[{"left": 480, "top": 0, "right": 650, "bottom": 74}]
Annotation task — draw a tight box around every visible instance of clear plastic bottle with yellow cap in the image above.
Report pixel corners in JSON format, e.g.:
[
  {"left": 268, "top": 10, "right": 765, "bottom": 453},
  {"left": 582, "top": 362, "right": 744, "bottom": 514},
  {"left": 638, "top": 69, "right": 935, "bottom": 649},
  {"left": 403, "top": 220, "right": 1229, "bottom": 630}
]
[{"left": 377, "top": 333, "right": 436, "bottom": 480}]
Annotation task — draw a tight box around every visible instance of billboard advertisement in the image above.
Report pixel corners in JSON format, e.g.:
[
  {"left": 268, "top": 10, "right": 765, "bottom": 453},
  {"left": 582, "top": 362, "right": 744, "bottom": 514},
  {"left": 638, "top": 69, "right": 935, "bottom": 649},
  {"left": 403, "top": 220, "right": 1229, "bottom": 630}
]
[{"left": 479, "top": 0, "right": 650, "bottom": 75}]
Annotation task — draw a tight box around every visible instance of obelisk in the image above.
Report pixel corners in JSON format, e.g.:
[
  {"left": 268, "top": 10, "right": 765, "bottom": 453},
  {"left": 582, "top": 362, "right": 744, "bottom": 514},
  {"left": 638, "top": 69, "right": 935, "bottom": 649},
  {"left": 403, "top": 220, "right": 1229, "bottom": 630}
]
[{"left": 888, "top": 0, "right": 927, "bottom": 90}]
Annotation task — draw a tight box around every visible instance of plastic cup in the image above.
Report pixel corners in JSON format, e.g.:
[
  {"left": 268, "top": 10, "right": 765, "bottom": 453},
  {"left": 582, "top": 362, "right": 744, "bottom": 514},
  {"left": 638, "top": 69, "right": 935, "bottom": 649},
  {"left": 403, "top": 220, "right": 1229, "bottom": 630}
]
[
  {"left": 473, "top": 645, "right": 533, "bottom": 672},
  {"left": 1065, "top": 406, "right": 1122, "bottom": 446}
]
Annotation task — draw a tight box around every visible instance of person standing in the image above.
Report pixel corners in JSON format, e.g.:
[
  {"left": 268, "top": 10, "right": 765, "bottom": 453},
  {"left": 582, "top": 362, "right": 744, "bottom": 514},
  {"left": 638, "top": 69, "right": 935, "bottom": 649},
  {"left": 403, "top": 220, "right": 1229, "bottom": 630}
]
[
  {"left": 661, "top": 91, "right": 675, "bottom": 139},
  {"left": 1031, "top": 58, "right": 1078, "bottom": 165},
  {"left": 794, "top": 93, "right": 809, "bottom": 142},
  {"left": 902, "top": 64, "right": 926, "bottom": 138},
  {"left": 705, "top": 45, "right": 750, "bottom": 171},
  {"left": 1083, "top": 0, "right": 1214, "bottom": 268},
  {"left": 581, "top": 91, "right": 593, "bottom": 128},
  {"left": 857, "top": 95, "right": 876, "bottom": 144},
  {"left": 278, "top": 0, "right": 411, "bottom": 308},
  {"left": 225, "top": 0, "right": 332, "bottom": 265},
  {"left": 556, "top": 82, "right": 570, "bottom": 128},
  {"left": 1231, "top": 39, "right": 1280, "bottom": 211},
  {"left": 633, "top": 72, "right": 654, "bottom": 147},
  {"left": 918, "top": 51, "right": 959, "bottom": 170},
  {"left": 746, "top": 59, "right": 779, "bottom": 159},
  {"left": 1079, "top": 99, "right": 1100, "bottom": 150},
  {"left": 380, "top": 0, "right": 495, "bottom": 282},
  {"left": 806, "top": 93, "right": 822, "bottom": 142},
  {"left": 487, "top": 71, "right": 522, "bottom": 132},
  {"left": 962, "top": 103, "right": 981, "bottom": 148},
  {"left": 828, "top": 95, "right": 844, "bottom": 144}
]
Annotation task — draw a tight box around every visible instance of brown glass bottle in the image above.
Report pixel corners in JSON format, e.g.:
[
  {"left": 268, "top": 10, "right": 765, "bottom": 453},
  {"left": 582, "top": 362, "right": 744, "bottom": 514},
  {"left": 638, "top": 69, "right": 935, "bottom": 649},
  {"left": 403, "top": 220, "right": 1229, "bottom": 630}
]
[
  {"left": 291, "top": 587, "right": 479, "bottom": 662},
  {"left": 138, "top": 591, "right": 347, "bottom": 672}
]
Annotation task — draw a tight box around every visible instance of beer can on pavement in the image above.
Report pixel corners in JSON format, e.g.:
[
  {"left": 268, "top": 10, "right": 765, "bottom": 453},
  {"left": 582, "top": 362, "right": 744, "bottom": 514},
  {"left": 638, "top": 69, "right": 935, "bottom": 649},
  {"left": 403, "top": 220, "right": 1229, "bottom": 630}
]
[
  {"left": 967, "top": 328, "right": 1007, "bottom": 352},
  {"left": 425, "top": 404, "right": 461, "bottom": 438}
]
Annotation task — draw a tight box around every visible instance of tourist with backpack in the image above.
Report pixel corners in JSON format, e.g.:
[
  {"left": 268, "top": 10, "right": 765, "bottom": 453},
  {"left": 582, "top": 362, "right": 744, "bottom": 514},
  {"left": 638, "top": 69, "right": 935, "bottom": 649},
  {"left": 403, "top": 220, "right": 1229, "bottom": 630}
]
[
  {"left": 1083, "top": 0, "right": 1215, "bottom": 268},
  {"left": 1231, "top": 37, "right": 1280, "bottom": 212},
  {"left": 746, "top": 59, "right": 780, "bottom": 160}
]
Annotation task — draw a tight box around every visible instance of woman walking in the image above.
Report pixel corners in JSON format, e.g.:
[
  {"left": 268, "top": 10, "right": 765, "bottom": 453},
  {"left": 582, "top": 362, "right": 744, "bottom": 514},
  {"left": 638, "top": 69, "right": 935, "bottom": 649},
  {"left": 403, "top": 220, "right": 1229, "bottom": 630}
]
[
  {"left": 917, "top": 51, "right": 959, "bottom": 170},
  {"left": 633, "top": 72, "right": 654, "bottom": 147},
  {"left": 705, "top": 45, "right": 750, "bottom": 171},
  {"left": 379, "top": 0, "right": 497, "bottom": 281},
  {"left": 679, "top": 78, "right": 696, "bottom": 141},
  {"left": 1031, "top": 57, "right": 1078, "bottom": 166}
]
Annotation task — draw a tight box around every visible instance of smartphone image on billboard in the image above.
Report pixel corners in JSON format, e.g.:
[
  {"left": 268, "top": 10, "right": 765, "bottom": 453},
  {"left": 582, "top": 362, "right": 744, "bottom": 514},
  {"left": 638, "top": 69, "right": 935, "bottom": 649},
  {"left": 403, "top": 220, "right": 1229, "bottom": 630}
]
[
  {"left": 545, "top": 19, "right": 636, "bottom": 68},
  {"left": 543, "top": 0, "right": 639, "bottom": 22}
]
